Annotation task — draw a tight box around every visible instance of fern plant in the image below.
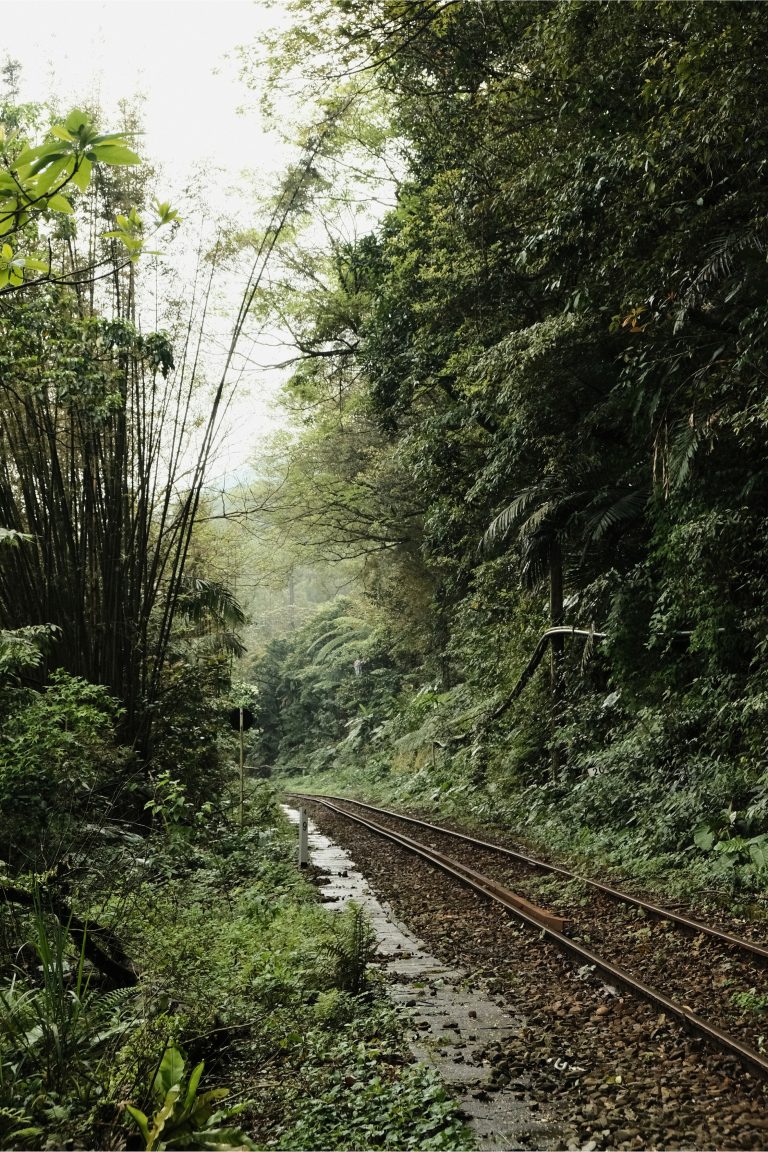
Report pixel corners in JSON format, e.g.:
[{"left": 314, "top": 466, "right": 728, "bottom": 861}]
[
  {"left": 323, "top": 902, "right": 377, "bottom": 997},
  {"left": 0, "top": 910, "right": 139, "bottom": 1098},
  {"left": 0, "top": 900, "right": 142, "bottom": 1149},
  {"left": 125, "top": 1044, "right": 254, "bottom": 1151}
]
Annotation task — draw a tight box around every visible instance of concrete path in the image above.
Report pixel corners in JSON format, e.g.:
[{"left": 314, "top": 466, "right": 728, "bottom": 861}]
[{"left": 283, "top": 805, "right": 561, "bottom": 1150}]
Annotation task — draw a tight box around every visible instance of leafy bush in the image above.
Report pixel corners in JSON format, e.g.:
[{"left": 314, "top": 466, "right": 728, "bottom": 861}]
[
  {"left": 0, "top": 671, "right": 128, "bottom": 868},
  {"left": 125, "top": 1044, "right": 254, "bottom": 1151}
]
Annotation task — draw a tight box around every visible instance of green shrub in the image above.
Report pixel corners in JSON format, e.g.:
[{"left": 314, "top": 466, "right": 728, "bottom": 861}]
[{"left": 0, "top": 672, "right": 127, "bottom": 867}]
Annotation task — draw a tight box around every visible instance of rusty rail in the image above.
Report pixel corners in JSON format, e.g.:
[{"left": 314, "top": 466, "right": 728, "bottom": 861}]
[
  {"left": 316, "top": 795, "right": 768, "bottom": 963},
  {"left": 290, "top": 794, "right": 566, "bottom": 931},
  {"left": 292, "top": 793, "right": 768, "bottom": 1082}
]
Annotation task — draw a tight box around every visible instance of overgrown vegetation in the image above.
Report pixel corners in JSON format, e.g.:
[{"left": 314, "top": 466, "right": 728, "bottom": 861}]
[
  {"left": 0, "top": 66, "right": 470, "bottom": 1151},
  {"left": 242, "top": 1, "right": 768, "bottom": 905},
  {"left": 8, "top": 0, "right": 768, "bottom": 1144},
  {"left": 0, "top": 777, "right": 470, "bottom": 1150}
]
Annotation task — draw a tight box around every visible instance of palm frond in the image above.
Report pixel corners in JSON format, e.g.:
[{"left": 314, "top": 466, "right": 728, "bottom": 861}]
[
  {"left": 193, "top": 631, "right": 247, "bottom": 659},
  {"left": 582, "top": 489, "right": 648, "bottom": 543},
  {"left": 519, "top": 536, "right": 552, "bottom": 590},
  {"left": 482, "top": 485, "right": 548, "bottom": 550},
  {"left": 178, "top": 578, "right": 245, "bottom": 628},
  {"left": 685, "top": 228, "right": 767, "bottom": 303},
  {"left": 517, "top": 499, "right": 556, "bottom": 539},
  {"left": 667, "top": 421, "right": 712, "bottom": 492}
]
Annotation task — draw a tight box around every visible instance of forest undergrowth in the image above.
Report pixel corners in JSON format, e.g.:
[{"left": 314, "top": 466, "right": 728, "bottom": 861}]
[
  {"left": 0, "top": 764, "right": 470, "bottom": 1151},
  {"left": 270, "top": 606, "right": 768, "bottom": 918}
]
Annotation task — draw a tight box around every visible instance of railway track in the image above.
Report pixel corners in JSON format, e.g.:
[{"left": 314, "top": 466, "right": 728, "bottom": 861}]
[{"left": 289, "top": 792, "right": 768, "bottom": 1084}]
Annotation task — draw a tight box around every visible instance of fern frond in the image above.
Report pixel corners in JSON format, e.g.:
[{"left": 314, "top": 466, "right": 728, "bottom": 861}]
[
  {"left": 686, "top": 228, "right": 766, "bottom": 302},
  {"left": 305, "top": 619, "right": 370, "bottom": 656},
  {"left": 322, "top": 902, "right": 376, "bottom": 996}
]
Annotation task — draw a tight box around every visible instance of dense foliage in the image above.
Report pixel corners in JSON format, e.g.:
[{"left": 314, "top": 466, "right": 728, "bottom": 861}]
[
  {"left": 0, "top": 77, "right": 470, "bottom": 1151},
  {"left": 249, "top": 1, "right": 768, "bottom": 892},
  {"left": 0, "top": 785, "right": 468, "bottom": 1150},
  {"left": 8, "top": 3, "right": 768, "bottom": 1144}
]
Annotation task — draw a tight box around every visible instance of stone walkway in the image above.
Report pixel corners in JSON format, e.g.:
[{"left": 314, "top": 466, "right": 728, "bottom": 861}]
[{"left": 283, "top": 804, "right": 561, "bottom": 1150}]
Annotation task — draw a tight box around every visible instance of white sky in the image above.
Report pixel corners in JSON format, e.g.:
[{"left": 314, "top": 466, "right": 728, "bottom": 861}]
[
  {"left": 3, "top": 1, "right": 288, "bottom": 196},
  {"left": 2, "top": 0, "right": 297, "bottom": 479}
]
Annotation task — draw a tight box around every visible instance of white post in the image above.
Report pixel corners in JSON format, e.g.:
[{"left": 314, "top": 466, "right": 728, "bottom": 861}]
[
  {"left": 299, "top": 806, "right": 309, "bottom": 868},
  {"left": 239, "top": 707, "right": 244, "bottom": 831}
]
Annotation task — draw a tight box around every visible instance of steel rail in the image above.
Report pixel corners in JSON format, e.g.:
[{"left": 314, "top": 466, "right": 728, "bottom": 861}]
[
  {"left": 289, "top": 793, "right": 566, "bottom": 931},
  {"left": 307, "top": 794, "right": 768, "bottom": 964},
  {"left": 293, "top": 793, "right": 768, "bottom": 1082}
]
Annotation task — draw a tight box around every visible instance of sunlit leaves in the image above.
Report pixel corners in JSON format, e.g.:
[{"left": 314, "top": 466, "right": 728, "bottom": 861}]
[
  {"left": 152, "top": 199, "right": 181, "bottom": 227},
  {"left": 0, "top": 242, "right": 48, "bottom": 288},
  {"left": 0, "top": 108, "right": 167, "bottom": 283},
  {"left": 102, "top": 200, "right": 181, "bottom": 262},
  {"left": 103, "top": 206, "right": 144, "bottom": 260},
  {"left": 70, "top": 158, "right": 92, "bottom": 193}
]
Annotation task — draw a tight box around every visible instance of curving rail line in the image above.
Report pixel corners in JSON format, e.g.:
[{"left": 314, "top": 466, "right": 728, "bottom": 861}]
[
  {"left": 304, "top": 794, "right": 768, "bottom": 962},
  {"left": 289, "top": 792, "right": 768, "bottom": 1082}
]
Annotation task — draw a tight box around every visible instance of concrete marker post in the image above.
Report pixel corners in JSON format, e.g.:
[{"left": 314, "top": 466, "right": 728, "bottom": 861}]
[
  {"left": 239, "top": 707, "right": 244, "bottom": 831},
  {"left": 299, "top": 806, "right": 309, "bottom": 868}
]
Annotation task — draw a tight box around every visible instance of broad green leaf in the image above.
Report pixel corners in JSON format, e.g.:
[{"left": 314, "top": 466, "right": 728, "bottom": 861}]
[
  {"left": 125, "top": 1105, "right": 150, "bottom": 1144},
  {"left": 190, "top": 1088, "right": 229, "bottom": 1126},
  {"left": 71, "top": 157, "right": 92, "bottom": 192},
  {"left": 147, "top": 1086, "right": 182, "bottom": 1151},
  {"left": 89, "top": 143, "right": 141, "bottom": 165},
  {"left": 91, "top": 130, "right": 136, "bottom": 144},
  {"left": 1, "top": 243, "right": 13, "bottom": 260},
  {"left": 182, "top": 1059, "right": 206, "bottom": 1116},
  {"left": 50, "top": 125, "right": 75, "bottom": 143},
  {"left": 46, "top": 193, "right": 74, "bottom": 214},
  {"left": 12, "top": 144, "right": 46, "bottom": 167},
  {"left": 28, "top": 150, "right": 70, "bottom": 177},
  {"left": 693, "top": 823, "right": 714, "bottom": 851},
  {"left": 32, "top": 155, "right": 73, "bottom": 196},
  {"left": 64, "top": 109, "right": 91, "bottom": 135},
  {"left": 153, "top": 1045, "right": 186, "bottom": 1099}
]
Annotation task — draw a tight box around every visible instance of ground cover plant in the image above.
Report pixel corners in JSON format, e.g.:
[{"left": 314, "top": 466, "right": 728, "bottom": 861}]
[{"left": 0, "top": 772, "right": 472, "bottom": 1151}]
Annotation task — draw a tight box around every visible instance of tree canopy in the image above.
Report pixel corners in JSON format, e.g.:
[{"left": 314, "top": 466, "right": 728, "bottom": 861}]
[{"left": 245, "top": 0, "right": 768, "bottom": 874}]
